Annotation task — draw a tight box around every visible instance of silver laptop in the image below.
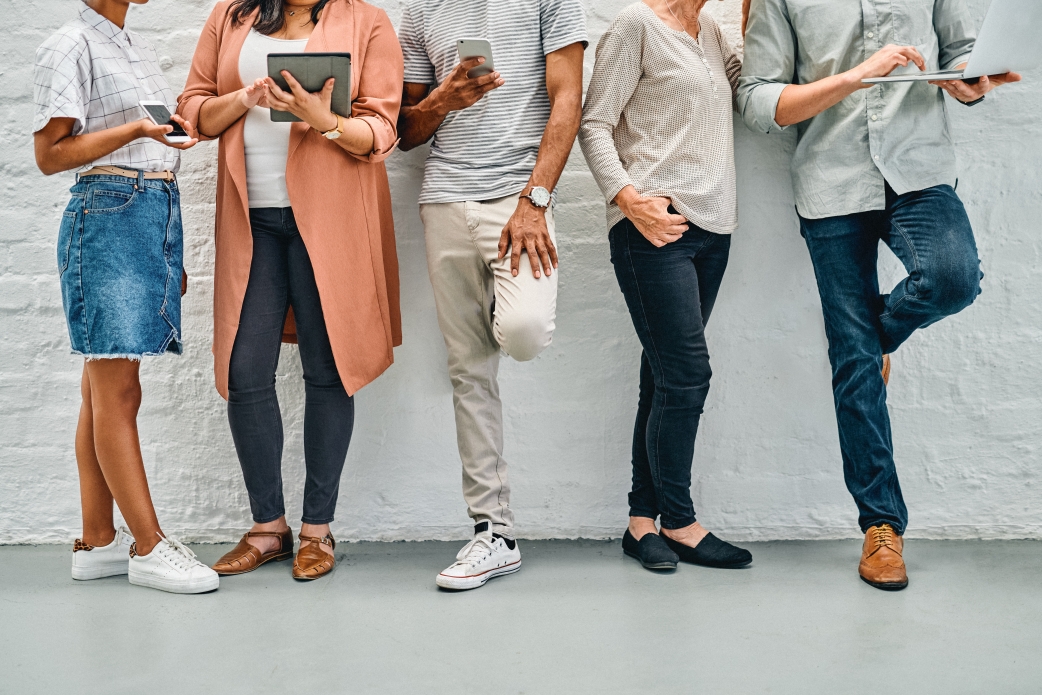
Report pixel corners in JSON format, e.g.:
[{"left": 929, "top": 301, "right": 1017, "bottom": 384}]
[{"left": 863, "top": 0, "right": 1042, "bottom": 84}]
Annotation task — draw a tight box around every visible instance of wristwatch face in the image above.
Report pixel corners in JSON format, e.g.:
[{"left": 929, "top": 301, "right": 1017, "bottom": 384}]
[
  {"left": 324, "top": 129, "right": 341, "bottom": 140},
  {"left": 528, "top": 187, "right": 551, "bottom": 208}
]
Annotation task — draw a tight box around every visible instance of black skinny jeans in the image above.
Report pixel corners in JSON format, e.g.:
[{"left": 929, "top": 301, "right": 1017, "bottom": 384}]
[
  {"left": 227, "top": 207, "right": 354, "bottom": 525},
  {"left": 609, "top": 216, "right": 731, "bottom": 529}
]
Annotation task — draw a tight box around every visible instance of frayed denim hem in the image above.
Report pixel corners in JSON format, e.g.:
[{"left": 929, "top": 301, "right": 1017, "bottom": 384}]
[{"left": 71, "top": 329, "right": 182, "bottom": 361}]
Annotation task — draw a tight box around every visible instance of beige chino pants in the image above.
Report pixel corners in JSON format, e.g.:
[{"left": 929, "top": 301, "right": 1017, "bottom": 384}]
[{"left": 420, "top": 193, "right": 558, "bottom": 535}]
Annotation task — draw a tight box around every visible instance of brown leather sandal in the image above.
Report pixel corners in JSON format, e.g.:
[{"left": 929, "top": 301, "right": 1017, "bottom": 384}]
[
  {"left": 293, "top": 533, "right": 336, "bottom": 581},
  {"left": 212, "top": 528, "right": 294, "bottom": 576}
]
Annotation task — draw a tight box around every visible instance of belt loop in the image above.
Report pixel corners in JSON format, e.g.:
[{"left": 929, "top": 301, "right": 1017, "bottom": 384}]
[{"left": 136, "top": 169, "right": 145, "bottom": 190}]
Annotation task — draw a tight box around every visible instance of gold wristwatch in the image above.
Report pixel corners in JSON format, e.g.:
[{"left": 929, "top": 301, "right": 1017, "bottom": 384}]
[{"left": 321, "top": 114, "right": 343, "bottom": 140}]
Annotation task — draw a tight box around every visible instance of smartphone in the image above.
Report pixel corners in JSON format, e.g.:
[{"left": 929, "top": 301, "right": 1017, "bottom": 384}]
[
  {"left": 139, "top": 101, "right": 190, "bottom": 143},
  {"left": 457, "top": 38, "right": 495, "bottom": 78}
]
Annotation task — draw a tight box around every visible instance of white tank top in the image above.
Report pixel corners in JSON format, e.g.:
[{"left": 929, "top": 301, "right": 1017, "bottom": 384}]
[{"left": 238, "top": 30, "right": 308, "bottom": 209}]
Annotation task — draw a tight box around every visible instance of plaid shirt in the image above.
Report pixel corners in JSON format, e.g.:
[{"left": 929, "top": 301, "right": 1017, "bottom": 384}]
[{"left": 33, "top": 4, "right": 180, "bottom": 173}]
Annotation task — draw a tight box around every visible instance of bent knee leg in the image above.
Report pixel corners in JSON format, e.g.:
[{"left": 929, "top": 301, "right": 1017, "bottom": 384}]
[
  {"left": 920, "top": 258, "right": 982, "bottom": 317},
  {"left": 494, "top": 309, "right": 555, "bottom": 362}
]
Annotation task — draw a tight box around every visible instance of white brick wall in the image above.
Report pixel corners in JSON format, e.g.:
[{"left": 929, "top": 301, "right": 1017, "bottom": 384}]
[{"left": 2, "top": 0, "right": 1039, "bottom": 543}]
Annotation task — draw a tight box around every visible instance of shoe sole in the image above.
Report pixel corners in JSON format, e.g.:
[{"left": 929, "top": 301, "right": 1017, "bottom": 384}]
[
  {"left": 436, "top": 560, "right": 521, "bottom": 590},
  {"left": 623, "top": 548, "right": 677, "bottom": 572},
  {"left": 214, "top": 552, "right": 293, "bottom": 576},
  {"left": 682, "top": 558, "right": 753, "bottom": 569},
  {"left": 129, "top": 573, "right": 220, "bottom": 594},
  {"left": 72, "top": 562, "right": 129, "bottom": 581},
  {"left": 860, "top": 575, "right": 908, "bottom": 591}
]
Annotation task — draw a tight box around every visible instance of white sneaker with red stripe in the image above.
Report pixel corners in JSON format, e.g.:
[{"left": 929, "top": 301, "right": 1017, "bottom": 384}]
[{"left": 436, "top": 527, "right": 521, "bottom": 590}]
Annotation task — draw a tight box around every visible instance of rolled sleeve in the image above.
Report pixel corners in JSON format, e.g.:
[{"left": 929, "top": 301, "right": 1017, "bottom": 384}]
[
  {"left": 33, "top": 33, "right": 90, "bottom": 134},
  {"left": 176, "top": 3, "right": 223, "bottom": 141},
  {"left": 736, "top": 0, "right": 794, "bottom": 135},
  {"left": 578, "top": 22, "right": 641, "bottom": 204},
  {"left": 935, "top": 0, "right": 976, "bottom": 70},
  {"left": 350, "top": 10, "right": 404, "bottom": 164}
]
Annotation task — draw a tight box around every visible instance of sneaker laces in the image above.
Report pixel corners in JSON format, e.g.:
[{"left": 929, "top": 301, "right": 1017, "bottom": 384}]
[
  {"left": 453, "top": 536, "right": 496, "bottom": 567},
  {"left": 871, "top": 525, "right": 896, "bottom": 550},
  {"left": 158, "top": 537, "right": 203, "bottom": 571}
]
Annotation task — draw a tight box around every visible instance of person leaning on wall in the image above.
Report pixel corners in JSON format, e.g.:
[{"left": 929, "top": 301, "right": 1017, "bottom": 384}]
[
  {"left": 396, "top": 0, "right": 587, "bottom": 591},
  {"left": 32, "top": 0, "right": 220, "bottom": 594},
  {"left": 578, "top": 0, "right": 753, "bottom": 574},
  {"left": 177, "top": 0, "right": 403, "bottom": 582},
  {"left": 737, "top": 0, "right": 1021, "bottom": 591}
]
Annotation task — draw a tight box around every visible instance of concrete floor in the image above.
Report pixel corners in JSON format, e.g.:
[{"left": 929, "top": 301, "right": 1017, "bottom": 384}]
[{"left": 0, "top": 540, "right": 1039, "bottom": 694}]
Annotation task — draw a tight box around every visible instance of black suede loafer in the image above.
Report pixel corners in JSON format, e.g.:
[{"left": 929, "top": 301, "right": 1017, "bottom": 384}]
[
  {"left": 662, "top": 532, "right": 752, "bottom": 569},
  {"left": 622, "top": 529, "right": 679, "bottom": 571}
]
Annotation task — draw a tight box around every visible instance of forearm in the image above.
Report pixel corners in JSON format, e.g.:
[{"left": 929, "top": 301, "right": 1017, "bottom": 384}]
[
  {"left": 398, "top": 89, "right": 450, "bottom": 151},
  {"left": 774, "top": 72, "right": 861, "bottom": 127},
  {"left": 527, "top": 93, "right": 582, "bottom": 191},
  {"left": 331, "top": 117, "right": 376, "bottom": 157},
  {"left": 198, "top": 90, "right": 249, "bottom": 138},
  {"left": 35, "top": 122, "right": 142, "bottom": 176}
]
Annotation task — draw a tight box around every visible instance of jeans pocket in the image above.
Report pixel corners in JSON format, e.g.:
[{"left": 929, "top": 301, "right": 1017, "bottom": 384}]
[
  {"left": 57, "top": 210, "right": 77, "bottom": 277},
  {"left": 88, "top": 186, "right": 136, "bottom": 214}
]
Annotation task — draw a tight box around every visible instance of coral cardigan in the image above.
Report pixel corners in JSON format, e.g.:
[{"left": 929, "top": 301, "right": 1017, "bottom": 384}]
[{"left": 178, "top": 0, "right": 403, "bottom": 398}]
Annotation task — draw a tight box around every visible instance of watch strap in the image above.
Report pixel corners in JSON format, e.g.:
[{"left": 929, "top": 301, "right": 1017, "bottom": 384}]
[{"left": 963, "top": 95, "right": 985, "bottom": 107}]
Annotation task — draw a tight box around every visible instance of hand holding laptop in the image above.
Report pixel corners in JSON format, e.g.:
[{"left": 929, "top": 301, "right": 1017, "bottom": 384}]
[{"left": 929, "top": 65, "right": 1021, "bottom": 104}]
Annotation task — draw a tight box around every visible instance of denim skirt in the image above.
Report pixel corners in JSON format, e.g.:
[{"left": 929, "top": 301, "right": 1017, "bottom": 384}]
[{"left": 57, "top": 173, "right": 183, "bottom": 359}]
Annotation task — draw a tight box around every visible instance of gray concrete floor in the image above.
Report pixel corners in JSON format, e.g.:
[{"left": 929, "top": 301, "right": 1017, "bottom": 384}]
[{"left": 0, "top": 540, "right": 1040, "bottom": 694}]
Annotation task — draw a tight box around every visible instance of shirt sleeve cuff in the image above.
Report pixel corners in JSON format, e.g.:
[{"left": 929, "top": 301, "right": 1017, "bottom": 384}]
[
  {"left": 943, "top": 54, "right": 973, "bottom": 71},
  {"left": 751, "top": 82, "right": 790, "bottom": 134},
  {"left": 543, "top": 33, "right": 590, "bottom": 55},
  {"left": 352, "top": 114, "right": 399, "bottom": 164}
]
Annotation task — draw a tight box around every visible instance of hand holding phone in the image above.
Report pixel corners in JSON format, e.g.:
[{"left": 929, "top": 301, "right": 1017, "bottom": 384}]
[{"left": 139, "top": 101, "right": 193, "bottom": 144}]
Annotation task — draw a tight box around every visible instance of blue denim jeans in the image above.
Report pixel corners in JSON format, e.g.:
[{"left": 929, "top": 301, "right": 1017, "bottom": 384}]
[
  {"left": 227, "top": 208, "right": 354, "bottom": 525},
  {"left": 800, "top": 183, "right": 982, "bottom": 534},
  {"left": 610, "top": 217, "right": 731, "bottom": 529},
  {"left": 58, "top": 172, "right": 183, "bottom": 358}
]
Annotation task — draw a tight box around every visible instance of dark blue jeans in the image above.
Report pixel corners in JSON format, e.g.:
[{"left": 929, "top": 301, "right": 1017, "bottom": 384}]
[
  {"left": 610, "top": 218, "right": 731, "bottom": 529},
  {"left": 227, "top": 208, "right": 354, "bottom": 525},
  {"left": 800, "top": 184, "right": 982, "bottom": 535}
]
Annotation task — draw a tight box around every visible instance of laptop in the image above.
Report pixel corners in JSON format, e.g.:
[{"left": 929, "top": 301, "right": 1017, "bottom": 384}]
[{"left": 863, "top": 0, "right": 1042, "bottom": 84}]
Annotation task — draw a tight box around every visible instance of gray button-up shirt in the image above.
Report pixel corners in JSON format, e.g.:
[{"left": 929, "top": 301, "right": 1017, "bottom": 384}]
[{"left": 736, "top": 0, "right": 976, "bottom": 219}]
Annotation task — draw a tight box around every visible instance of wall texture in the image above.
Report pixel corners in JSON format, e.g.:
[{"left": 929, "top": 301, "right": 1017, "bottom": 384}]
[{"left": 2, "top": 0, "right": 1039, "bottom": 544}]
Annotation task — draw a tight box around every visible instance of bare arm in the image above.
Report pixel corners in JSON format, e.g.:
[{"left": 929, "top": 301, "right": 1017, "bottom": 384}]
[
  {"left": 197, "top": 79, "right": 270, "bottom": 138},
  {"left": 774, "top": 45, "right": 927, "bottom": 126},
  {"left": 34, "top": 116, "right": 198, "bottom": 176},
  {"left": 397, "top": 58, "right": 505, "bottom": 151},
  {"left": 497, "top": 42, "right": 585, "bottom": 278}
]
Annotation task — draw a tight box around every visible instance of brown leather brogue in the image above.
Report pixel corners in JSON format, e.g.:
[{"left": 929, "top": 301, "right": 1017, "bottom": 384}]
[
  {"left": 882, "top": 354, "right": 891, "bottom": 386},
  {"left": 859, "top": 524, "right": 908, "bottom": 590},
  {"left": 212, "top": 528, "right": 294, "bottom": 576},
  {"left": 292, "top": 533, "right": 336, "bottom": 581}
]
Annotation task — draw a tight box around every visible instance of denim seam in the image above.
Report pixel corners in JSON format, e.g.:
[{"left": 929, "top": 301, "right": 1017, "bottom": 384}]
[
  {"left": 621, "top": 229, "right": 669, "bottom": 522},
  {"left": 879, "top": 217, "right": 922, "bottom": 322},
  {"left": 74, "top": 205, "right": 90, "bottom": 355}
]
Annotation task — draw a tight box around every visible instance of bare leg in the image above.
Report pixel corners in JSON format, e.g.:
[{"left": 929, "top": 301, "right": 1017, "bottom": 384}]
[
  {"left": 245, "top": 516, "right": 292, "bottom": 554},
  {"left": 661, "top": 521, "right": 710, "bottom": 548},
  {"left": 245, "top": 520, "right": 331, "bottom": 557},
  {"left": 85, "top": 359, "right": 163, "bottom": 556},
  {"left": 76, "top": 365, "right": 118, "bottom": 547},
  {"left": 300, "top": 522, "right": 333, "bottom": 557},
  {"left": 628, "top": 516, "right": 660, "bottom": 541}
]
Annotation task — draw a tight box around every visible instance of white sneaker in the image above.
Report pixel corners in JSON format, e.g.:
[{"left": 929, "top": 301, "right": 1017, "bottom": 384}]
[
  {"left": 71, "top": 526, "right": 134, "bottom": 580},
  {"left": 129, "top": 537, "right": 220, "bottom": 594},
  {"left": 436, "top": 529, "right": 521, "bottom": 590}
]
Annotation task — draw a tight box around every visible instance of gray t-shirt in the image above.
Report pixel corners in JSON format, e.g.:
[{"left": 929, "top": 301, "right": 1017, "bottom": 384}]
[{"left": 398, "top": 0, "right": 588, "bottom": 205}]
